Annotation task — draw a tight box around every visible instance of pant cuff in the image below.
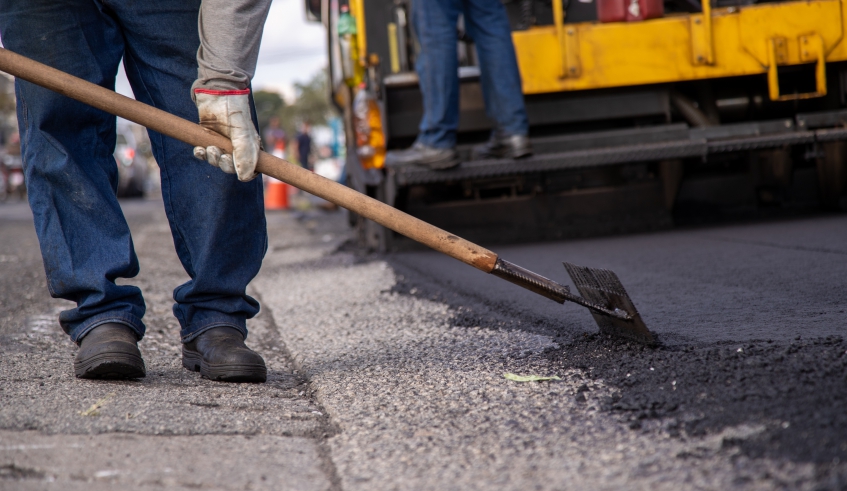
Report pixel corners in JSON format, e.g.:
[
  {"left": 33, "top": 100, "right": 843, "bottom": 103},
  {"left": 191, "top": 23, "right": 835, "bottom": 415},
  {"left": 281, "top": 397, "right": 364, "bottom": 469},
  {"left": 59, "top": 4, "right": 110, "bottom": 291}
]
[
  {"left": 70, "top": 312, "right": 146, "bottom": 345},
  {"left": 181, "top": 317, "right": 248, "bottom": 343}
]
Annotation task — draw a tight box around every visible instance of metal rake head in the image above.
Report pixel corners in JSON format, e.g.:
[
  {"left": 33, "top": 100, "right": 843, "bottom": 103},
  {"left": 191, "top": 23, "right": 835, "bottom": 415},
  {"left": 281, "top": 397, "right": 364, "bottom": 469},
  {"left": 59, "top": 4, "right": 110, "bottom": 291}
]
[{"left": 563, "top": 262, "right": 654, "bottom": 345}]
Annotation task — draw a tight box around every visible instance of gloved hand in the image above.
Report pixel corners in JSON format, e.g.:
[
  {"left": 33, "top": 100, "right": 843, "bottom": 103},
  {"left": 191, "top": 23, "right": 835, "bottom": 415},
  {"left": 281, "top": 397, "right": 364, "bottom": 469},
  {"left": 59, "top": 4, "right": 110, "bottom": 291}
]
[{"left": 193, "top": 89, "right": 260, "bottom": 181}]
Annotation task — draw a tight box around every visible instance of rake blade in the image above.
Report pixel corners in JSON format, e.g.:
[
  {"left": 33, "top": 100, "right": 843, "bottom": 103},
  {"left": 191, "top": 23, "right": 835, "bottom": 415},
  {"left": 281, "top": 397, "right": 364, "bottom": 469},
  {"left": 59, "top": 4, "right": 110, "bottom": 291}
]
[{"left": 563, "top": 263, "right": 654, "bottom": 344}]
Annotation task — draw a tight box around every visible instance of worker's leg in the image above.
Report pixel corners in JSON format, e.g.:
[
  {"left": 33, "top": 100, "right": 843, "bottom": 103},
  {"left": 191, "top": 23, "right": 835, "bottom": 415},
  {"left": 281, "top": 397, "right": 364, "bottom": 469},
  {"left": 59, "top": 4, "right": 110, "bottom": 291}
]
[
  {"left": 0, "top": 0, "right": 147, "bottom": 342},
  {"left": 411, "top": 0, "right": 463, "bottom": 149},
  {"left": 111, "top": 0, "right": 268, "bottom": 343},
  {"left": 462, "top": 0, "right": 529, "bottom": 138}
]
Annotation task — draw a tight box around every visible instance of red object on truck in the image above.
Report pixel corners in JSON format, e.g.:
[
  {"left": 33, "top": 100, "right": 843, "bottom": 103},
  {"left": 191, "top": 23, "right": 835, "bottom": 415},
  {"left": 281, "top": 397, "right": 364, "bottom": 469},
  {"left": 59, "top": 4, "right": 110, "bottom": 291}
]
[
  {"left": 597, "top": 0, "right": 663, "bottom": 22},
  {"left": 597, "top": 0, "right": 627, "bottom": 22}
]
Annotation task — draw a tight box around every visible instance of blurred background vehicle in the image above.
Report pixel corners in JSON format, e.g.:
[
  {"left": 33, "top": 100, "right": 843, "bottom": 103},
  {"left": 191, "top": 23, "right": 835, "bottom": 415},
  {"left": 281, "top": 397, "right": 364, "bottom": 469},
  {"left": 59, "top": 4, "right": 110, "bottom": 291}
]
[
  {"left": 115, "top": 119, "right": 150, "bottom": 198},
  {"left": 0, "top": 132, "right": 24, "bottom": 202}
]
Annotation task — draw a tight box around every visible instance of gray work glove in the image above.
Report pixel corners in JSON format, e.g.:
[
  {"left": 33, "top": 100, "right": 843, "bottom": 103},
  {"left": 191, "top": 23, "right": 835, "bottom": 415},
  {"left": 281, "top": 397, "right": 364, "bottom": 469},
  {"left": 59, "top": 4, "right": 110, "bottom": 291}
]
[{"left": 193, "top": 89, "right": 260, "bottom": 181}]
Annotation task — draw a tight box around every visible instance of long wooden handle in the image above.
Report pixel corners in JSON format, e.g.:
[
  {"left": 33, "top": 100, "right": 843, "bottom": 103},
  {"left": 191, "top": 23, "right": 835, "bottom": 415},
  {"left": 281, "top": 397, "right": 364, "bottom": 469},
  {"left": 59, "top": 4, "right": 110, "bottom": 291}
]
[{"left": 0, "top": 48, "right": 499, "bottom": 272}]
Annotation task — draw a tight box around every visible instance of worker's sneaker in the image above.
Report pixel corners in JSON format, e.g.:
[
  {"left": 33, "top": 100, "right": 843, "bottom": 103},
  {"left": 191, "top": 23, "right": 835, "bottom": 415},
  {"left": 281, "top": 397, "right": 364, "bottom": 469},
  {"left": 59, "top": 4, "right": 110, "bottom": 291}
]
[
  {"left": 472, "top": 133, "right": 533, "bottom": 160},
  {"left": 385, "top": 143, "right": 459, "bottom": 170},
  {"left": 74, "top": 323, "right": 146, "bottom": 379},
  {"left": 182, "top": 327, "right": 267, "bottom": 383}
]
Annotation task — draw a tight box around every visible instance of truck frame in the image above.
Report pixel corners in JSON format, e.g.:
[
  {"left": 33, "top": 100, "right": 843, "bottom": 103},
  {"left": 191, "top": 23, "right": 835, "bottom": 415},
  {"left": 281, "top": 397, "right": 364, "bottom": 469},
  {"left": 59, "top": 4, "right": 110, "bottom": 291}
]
[{"left": 308, "top": 0, "right": 847, "bottom": 248}]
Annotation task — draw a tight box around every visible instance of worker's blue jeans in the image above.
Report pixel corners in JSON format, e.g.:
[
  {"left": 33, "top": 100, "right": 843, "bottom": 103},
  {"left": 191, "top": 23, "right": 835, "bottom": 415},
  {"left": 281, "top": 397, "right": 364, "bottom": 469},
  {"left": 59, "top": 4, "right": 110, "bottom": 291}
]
[
  {"left": 411, "top": 0, "right": 529, "bottom": 149},
  {"left": 0, "top": 0, "right": 267, "bottom": 344}
]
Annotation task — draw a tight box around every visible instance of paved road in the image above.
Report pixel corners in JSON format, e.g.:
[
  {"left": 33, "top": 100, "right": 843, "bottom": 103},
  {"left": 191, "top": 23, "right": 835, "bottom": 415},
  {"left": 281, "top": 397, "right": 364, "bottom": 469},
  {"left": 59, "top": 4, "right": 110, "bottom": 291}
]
[
  {"left": 392, "top": 215, "right": 847, "bottom": 345},
  {"left": 0, "top": 200, "right": 337, "bottom": 490},
  {"left": 387, "top": 214, "right": 847, "bottom": 484},
  {"left": 1, "top": 199, "right": 846, "bottom": 490}
]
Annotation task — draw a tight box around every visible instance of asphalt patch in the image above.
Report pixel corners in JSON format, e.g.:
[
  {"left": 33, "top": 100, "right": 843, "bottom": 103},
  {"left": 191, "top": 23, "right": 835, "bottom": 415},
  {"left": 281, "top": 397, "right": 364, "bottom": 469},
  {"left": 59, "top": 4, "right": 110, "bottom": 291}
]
[
  {"left": 386, "top": 255, "right": 847, "bottom": 489},
  {"left": 548, "top": 335, "right": 847, "bottom": 463}
]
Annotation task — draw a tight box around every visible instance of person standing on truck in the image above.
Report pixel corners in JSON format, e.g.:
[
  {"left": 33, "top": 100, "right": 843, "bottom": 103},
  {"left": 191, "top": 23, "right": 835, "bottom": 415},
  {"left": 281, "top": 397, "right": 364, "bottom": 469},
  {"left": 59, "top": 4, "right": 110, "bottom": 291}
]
[
  {"left": 386, "top": 0, "right": 532, "bottom": 170},
  {"left": 0, "top": 0, "right": 272, "bottom": 382}
]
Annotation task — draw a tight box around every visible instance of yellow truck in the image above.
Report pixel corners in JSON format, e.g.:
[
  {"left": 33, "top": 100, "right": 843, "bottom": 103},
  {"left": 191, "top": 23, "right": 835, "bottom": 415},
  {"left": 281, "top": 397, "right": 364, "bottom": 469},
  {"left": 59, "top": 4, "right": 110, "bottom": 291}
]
[{"left": 308, "top": 0, "right": 847, "bottom": 248}]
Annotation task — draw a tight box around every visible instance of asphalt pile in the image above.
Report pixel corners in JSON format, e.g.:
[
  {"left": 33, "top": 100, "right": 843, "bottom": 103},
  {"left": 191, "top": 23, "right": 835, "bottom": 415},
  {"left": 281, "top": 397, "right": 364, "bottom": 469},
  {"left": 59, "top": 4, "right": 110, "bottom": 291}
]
[{"left": 551, "top": 334, "right": 847, "bottom": 467}]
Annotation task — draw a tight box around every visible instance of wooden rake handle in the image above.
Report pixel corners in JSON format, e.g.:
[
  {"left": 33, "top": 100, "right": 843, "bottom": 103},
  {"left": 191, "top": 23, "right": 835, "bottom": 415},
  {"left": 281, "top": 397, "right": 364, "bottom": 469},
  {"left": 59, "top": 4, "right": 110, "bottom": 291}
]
[{"left": 0, "top": 48, "right": 499, "bottom": 273}]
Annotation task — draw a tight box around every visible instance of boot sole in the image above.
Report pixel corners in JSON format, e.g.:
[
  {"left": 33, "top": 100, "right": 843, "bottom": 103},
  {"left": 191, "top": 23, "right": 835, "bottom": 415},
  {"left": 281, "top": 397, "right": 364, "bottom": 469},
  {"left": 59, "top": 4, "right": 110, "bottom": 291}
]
[
  {"left": 473, "top": 149, "right": 534, "bottom": 160},
  {"left": 74, "top": 352, "right": 146, "bottom": 379},
  {"left": 413, "top": 153, "right": 459, "bottom": 170},
  {"left": 182, "top": 349, "right": 267, "bottom": 383}
]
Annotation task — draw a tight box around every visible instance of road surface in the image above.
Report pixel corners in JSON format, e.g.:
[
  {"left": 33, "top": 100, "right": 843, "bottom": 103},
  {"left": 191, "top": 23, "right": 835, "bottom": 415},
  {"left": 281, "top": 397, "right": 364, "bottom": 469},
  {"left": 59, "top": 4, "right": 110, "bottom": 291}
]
[{"left": 1, "top": 198, "right": 845, "bottom": 490}]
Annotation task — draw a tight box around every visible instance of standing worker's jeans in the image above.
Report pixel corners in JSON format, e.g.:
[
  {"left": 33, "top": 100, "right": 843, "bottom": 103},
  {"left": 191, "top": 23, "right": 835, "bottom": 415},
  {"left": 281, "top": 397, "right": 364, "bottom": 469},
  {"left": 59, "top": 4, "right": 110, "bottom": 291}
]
[
  {"left": 411, "top": 0, "right": 529, "bottom": 149},
  {"left": 0, "top": 0, "right": 268, "bottom": 344}
]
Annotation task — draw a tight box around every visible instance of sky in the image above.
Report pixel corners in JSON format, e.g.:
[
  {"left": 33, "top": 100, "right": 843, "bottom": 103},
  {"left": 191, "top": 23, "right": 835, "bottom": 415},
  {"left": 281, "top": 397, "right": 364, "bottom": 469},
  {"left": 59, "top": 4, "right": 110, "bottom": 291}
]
[
  {"left": 251, "top": 0, "right": 328, "bottom": 98},
  {"left": 109, "top": 0, "right": 328, "bottom": 101},
  {"left": 0, "top": 0, "right": 328, "bottom": 100}
]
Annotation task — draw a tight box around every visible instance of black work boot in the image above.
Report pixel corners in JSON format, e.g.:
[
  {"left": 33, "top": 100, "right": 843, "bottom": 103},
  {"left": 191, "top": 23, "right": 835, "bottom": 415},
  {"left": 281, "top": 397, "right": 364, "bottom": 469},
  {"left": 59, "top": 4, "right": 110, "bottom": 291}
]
[
  {"left": 385, "top": 143, "right": 459, "bottom": 170},
  {"left": 472, "top": 133, "right": 533, "bottom": 160},
  {"left": 182, "top": 327, "right": 267, "bottom": 383},
  {"left": 74, "top": 323, "right": 146, "bottom": 379}
]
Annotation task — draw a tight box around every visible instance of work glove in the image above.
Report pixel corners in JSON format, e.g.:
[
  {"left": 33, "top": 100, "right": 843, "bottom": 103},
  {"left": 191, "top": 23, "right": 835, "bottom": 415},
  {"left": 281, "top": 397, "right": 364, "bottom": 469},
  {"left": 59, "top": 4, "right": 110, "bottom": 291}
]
[{"left": 193, "top": 89, "right": 260, "bottom": 181}]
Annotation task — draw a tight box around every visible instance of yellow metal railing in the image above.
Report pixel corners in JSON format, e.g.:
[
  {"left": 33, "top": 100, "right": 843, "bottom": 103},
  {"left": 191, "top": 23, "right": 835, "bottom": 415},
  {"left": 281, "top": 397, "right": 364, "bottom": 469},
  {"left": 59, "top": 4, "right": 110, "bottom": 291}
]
[
  {"left": 690, "top": 0, "right": 714, "bottom": 65},
  {"left": 349, "top": 0, "right": 367, "bottom": 63},
  {"left": 553, "top": 0, "right": 581, "bottom": 78}
]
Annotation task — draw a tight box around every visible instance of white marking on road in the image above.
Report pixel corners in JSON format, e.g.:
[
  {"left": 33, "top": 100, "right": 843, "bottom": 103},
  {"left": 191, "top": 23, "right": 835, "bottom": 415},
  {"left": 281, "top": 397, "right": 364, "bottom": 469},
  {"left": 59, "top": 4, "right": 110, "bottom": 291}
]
[{"left": 93, "top": 469, "right": 121, "bottom": 479}]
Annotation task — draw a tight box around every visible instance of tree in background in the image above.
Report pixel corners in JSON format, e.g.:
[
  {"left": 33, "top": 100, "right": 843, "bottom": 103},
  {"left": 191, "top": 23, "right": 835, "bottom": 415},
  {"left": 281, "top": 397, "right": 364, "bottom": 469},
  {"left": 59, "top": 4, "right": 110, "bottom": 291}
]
[
  {"left": 289, "top": 70, "right": 331, "bottom": 128},
  {"left": 253, "top": 90, "right": 286, "bottom": 134},
  {"left": 254, "top": 69, "right": 331, "bottom": 139}
]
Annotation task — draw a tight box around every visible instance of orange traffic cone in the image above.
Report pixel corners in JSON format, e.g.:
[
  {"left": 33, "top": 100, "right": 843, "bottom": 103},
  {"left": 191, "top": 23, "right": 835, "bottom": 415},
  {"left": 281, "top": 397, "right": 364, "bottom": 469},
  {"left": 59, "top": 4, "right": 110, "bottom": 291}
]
[
  {"left": 264, "top": 176, "right": 289, "bottom": 210},
  {"left": 271, "top": 139, "right": 285, "bottom": 159}
]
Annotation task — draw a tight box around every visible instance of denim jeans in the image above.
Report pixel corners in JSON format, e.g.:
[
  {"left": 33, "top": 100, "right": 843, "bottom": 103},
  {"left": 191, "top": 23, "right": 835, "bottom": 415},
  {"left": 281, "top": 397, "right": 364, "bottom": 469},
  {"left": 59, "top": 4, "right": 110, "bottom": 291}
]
[
  {"left": 0, "top": 0, "right": 268, "bottom": 343},
  {"left": 411, "top": 0, "right": 529, "bottom": 149}
]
